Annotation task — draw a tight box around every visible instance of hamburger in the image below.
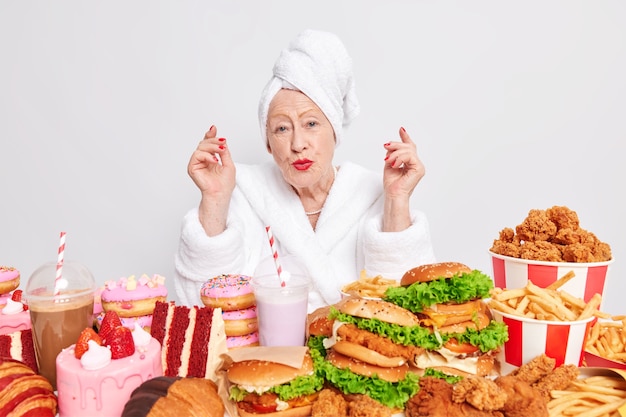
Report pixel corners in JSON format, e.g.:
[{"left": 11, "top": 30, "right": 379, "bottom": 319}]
[
  {"left": 307, "top": 330, "right": 421, "bottom": 411},
  {"left": 306, "top": 297, "right": 426, "bottom": 409},
  {"left": 382, "top": 261, "right": 508, "bottom": 376},
  {"left": 226, "top": 351, "right": 324, "bottom": 417}
]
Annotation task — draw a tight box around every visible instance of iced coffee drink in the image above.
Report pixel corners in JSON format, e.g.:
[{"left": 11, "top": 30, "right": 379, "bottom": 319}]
[{"left": 25, "top": 261, "right": 95, "bottom": 390}]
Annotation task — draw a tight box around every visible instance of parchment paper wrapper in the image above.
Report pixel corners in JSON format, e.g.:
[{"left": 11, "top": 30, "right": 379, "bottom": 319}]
[{"left": 216, "top": 346, "right": 309, "bottom": 417}]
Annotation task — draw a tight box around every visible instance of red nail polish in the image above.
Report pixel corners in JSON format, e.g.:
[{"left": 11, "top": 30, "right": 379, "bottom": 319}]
[
  {"left": 384, "top": 142, "right": 390, "bottom": 147},
  {"left": 210, "top": 125, "right": 215, "bottom": 131},
  {"left": 218, "top": 137, "right": 226, "bottom": 142},
  {"left": 219, "top": 145, "right": 225, "bottom": 150},
  {"left": 401, "top": 127, "right": 406, "bottom": 133},
  {"left": 384, "top": 156, "right": 389, "bottom": 161}
]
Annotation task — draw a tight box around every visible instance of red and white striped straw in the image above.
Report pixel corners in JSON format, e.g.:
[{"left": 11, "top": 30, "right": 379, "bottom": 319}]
[
  {"left": 54, "top": 231, "right": 67, "bottom": 295},
  {"left": 265, "top": 225, "right": 285, "bottom": 287}
]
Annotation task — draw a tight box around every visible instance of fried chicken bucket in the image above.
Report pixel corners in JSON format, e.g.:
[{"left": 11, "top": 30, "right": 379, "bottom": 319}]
[
  {"left": 493, "top": 309, "right": 595, "bottom": 375},
  {"left": 489, "top": 205, "right": 613, "bottom": 308},
  {"left": 489, "top": 252, "right": 613, "bottom": 307}
]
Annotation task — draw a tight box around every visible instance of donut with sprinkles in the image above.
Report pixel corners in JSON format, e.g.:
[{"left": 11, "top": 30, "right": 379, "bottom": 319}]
[{"left": 200, "top": 274, "right": 255, "bottom": 311}]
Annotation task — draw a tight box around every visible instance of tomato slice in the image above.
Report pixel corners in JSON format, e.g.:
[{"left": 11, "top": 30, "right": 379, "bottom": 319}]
[
  {"left": 444, "top": 338, "right": 480, "bottom": 354},
  {"left": 251, "top": 403, "right": 278, "bottom": 413}
]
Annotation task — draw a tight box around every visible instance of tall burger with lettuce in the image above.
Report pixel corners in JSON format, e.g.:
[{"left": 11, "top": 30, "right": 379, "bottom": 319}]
[
  {"left": 227, "top": 352, "right": 324, "bottom": 417},
  {"left": 382, "top": 261, "right": 508, "bottom": 376}
]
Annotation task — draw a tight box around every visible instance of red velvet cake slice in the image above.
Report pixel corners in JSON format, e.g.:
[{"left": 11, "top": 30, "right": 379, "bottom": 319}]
[
  {"left": 0, "top": 329, "right": 38, "bottom": 372},
  {"left": 150, "top": 301, "right": 226, "bottom": 380}
]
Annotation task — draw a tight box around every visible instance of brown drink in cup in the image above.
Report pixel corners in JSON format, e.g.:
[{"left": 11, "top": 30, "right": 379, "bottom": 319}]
[{"left": 25, "top": 261, "right": 95, "bottom": 390}]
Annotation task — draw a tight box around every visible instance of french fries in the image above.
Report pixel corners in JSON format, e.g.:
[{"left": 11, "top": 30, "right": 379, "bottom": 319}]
[
  {"left": 340, "top": 271, "right": 400, "bottom": 299},
  {"left": 586, "top": 317, "right": 626, "bottom": 364},
  {"left": 488, "top": 271, "right": 606, "bottom": 322},
  {"left": 548, "top": 375, "right": 626, "bottom": 417}
]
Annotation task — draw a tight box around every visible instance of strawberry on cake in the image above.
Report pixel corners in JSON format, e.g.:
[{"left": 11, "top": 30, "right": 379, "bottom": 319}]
[{"left": 56, "top": 311, "right": 163, "bottom": 417}]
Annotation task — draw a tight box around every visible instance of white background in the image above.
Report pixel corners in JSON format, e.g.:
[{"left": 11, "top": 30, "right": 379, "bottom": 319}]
[{"left": 1, "top": 1, "right": 624, "bottom": 313}]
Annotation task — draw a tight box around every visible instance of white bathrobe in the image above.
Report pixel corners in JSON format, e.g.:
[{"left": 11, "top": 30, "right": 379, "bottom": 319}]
[{"left": 174, "top": 161, "right": 436, "bottom": 312}]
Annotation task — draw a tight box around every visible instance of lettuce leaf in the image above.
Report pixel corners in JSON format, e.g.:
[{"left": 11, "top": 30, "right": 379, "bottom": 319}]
[
  {"left": 422, "top": 368, "right": 463, "bottom": 384},
  {"left": 307, "top": 336, "right": 420, "bottom": 409},
  {"left": 228, "top": 371, "right": 324, "bottom": 402},
  {"left": 329, "top": 307, "right": 508, "bottom": 352},
  {"left": 329, "top": 307, "right": 442, "bottom": 350},
  {"left": 383, "top": 270, "right": 494, "bottom": 312}
]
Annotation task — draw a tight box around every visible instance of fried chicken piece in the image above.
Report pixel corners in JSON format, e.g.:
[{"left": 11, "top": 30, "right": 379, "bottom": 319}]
[
  {"left": 494, "top": 376, "right": 548, "bottom": 417},
  {"left": 312, "top": 388, "right": 348, "bottom": 417},
  {"left": 347, "top": 394, "right": 394, "bottom": 417},
  {"left": 337, "top": 324, "right": 424, "bottom": 361},
  {"left": 515, "top": 209, "right": 557, "bottom": 242},
  {"left": 507, "top": 354, "right": 555, "bottom": 384},
  {"left": 562, "top": 242, "right": 596, "bottom": 262},
  {"left": 405, "top": 377, "right": 504, "bottom": 417},
  {"left": 546, "top": 206, "right": 580, "bottom": 231},
  {"left": 562, "top": 231, "right": 612, "bottom": 262},
  {"left": 491, "top": 205, "right": 611, "bottom": 263},
  {"left": 552, "top": 227, "right": 584, "bottom": 245},
  {"left": 532, "top": 364, "right": 579, "bottom": 403},
  {"left": 490, "top": 228, "right": 522, "bottom": 258},
  {"left": 453, "top": 376, "right": 507, "bottom": 411},
  {"left": 519, "top": 241, "right": 563, "bottom": 262},
  {"left": 499, "top": 227, "right": 517, "bottom": 243}
]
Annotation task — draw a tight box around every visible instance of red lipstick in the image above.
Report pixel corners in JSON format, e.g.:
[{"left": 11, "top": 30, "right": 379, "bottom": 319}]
[{"left": 292, "top": 159, "right": 313, "bottom": 171}]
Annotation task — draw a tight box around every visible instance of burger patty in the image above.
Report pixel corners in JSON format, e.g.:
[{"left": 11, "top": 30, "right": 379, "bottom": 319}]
[
  {"left": 337, "top": 324, "right": 424, "bottom": 360},
  {"left": 238, "top": 392, "right": 319, "bottom": 414}
]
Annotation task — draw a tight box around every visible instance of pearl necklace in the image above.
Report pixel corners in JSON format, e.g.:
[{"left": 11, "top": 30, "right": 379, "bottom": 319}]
[{"left": 305, "top": 166, "right": 337, "bottom": 216}]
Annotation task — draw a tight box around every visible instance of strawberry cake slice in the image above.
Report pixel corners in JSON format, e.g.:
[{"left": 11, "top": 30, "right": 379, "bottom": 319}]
[
  {"left": 56, "top": 311, "right": 163, "bottom": 417},
  {"left": 0, "top": 290, "right": 38, "bottom": 372}
]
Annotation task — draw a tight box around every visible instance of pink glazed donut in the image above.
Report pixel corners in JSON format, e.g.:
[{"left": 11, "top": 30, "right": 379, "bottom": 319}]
[
  {"left": 200, "top": 274, "right": 255, "bottom": 312},
  {"left": 222, "top": 306, "right": 258, "bottom": 337},
  {"left": 0, "top": 267, "right": 20, "bottom": 295},
  {"left": 226, "top": 331, "right": 259, "bottom": 350},
  {"left": 101, "top": 274, "right": 167, "bottom": 318}
]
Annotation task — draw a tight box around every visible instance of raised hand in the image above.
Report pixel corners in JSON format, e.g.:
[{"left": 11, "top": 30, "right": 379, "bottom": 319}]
[{"left": 382, "top": 127, "right": 425, "bottom": 199}]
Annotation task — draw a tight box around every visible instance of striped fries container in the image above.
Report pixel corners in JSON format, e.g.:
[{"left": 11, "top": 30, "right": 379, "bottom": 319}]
[
  {"left": 489, "top": 251, "right": 614, "bottom": 308},
  {"left": 493, "top": 309, "right": 595, "bottom": 374}
]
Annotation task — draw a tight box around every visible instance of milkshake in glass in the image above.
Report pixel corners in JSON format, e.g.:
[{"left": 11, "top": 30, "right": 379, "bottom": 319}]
[{"left": 252, "top": 255, "right": 310, "bottom": 346}]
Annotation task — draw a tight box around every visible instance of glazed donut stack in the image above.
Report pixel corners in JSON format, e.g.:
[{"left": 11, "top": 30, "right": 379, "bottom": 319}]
[
  {"left": 99, "top": 274, "right": 168, "bottom": 333},
  {"left": 200, "top": 274, "right": 260, "bottom": 350}
]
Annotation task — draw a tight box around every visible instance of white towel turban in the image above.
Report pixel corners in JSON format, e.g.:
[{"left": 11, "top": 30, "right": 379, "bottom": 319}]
[{"left": 258, "top": 29, "right": 360, "bottom": 148}]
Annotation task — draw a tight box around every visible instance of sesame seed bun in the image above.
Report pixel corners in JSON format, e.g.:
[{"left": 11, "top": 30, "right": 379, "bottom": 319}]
[
  {"left": 226, "top": 353, "right": 314, "bottom": 387},
  {"left": 401, "top": 262, "right": 472, "bottom": 286},
  {"left": 337, "top": 297, "right": 420, "bottom": 327}
]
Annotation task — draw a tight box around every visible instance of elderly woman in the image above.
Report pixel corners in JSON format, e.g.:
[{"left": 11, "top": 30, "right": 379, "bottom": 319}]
[{"left": 174, "top": 30, "right": 436, "bottom": 311}]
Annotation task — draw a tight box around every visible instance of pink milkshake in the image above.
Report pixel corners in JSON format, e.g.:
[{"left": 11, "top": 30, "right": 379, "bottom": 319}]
[{"left": 252, "top": 258, "right": 310, "bottom": 347}]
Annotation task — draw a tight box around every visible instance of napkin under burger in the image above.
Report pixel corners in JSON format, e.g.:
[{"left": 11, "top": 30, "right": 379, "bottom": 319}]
[{"left": 382, "top": 261, "right": 508, "bottom": 376}]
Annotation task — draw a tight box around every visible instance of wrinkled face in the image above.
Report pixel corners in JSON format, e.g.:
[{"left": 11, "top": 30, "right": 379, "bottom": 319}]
[{"left": 266, "top": 89, "right": 336, "bottom": 189}]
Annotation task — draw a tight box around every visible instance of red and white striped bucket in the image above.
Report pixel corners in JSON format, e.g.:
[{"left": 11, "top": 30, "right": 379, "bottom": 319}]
[
  {"left": 493, "top": 309, "right": 595, "bottom": 374},
  {"left": 489, "top": 251, "right": 613, "bottom": 307}
]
